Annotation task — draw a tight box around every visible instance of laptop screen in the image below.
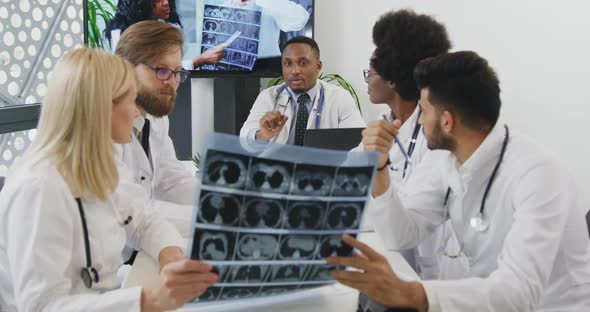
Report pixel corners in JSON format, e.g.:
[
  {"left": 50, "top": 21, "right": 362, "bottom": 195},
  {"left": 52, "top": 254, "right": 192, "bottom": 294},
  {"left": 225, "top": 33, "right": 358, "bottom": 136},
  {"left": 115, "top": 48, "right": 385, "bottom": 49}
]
[{"left": 303, "top": 127, "right": 364, "bottom": 151}]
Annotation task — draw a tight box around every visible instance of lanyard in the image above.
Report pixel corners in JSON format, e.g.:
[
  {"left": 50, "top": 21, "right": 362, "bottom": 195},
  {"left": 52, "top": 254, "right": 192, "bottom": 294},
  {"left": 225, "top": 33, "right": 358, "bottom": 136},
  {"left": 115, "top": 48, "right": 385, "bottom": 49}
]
[
  {"left": 387, "top": 106, "right": 422, "bottom": 179},
  {"left": 274, "top": 83, "right": 325, "bottom": 129},
  {"left": 402, "top": 108, "right": 422, "bottom": 178}
]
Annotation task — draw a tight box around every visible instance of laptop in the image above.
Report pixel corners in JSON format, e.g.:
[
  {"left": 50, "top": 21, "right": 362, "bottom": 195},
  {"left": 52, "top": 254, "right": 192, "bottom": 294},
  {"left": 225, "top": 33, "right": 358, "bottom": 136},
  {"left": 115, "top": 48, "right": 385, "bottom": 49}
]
[{"left": 303, "top": 127, "right": 364, "bottom": 151}]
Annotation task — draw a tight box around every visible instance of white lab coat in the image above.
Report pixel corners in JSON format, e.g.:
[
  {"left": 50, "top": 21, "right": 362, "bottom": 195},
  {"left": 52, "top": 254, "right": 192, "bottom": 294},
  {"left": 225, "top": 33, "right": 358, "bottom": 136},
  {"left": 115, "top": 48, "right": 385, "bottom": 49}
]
[
  {"left": 254, "top": 0, "right": 310, "bottom": 58},
  {"left": 0, "top": 160, "right": 185, "bottom": 311},
  {"left": 369, "top": 122, "right": 590, "bottom": 311},
  {"left": 354, "top": 105, "right": 428, "bottom": 184},
  {"left": 354, "top": 106, "right": 444, "bottom": 279},
  {"left": 115, "top": 115, "right": 196, "bottom": 236},
  {"left": 240, "top": 80, "right": 366, "bottom": 144}
]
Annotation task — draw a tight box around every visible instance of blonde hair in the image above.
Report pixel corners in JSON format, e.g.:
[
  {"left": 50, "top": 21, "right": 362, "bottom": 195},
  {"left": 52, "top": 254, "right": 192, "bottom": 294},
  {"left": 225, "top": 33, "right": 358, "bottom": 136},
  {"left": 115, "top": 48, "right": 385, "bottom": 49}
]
[{"left": 24, "top": 48, "right": 135, "bottom": 200}]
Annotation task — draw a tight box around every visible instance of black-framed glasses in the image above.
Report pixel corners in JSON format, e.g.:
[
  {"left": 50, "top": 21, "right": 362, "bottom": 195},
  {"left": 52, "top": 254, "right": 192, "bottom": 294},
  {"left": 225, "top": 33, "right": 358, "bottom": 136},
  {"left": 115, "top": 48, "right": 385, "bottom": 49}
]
[
  {"left": 362, "top": 69, "right": 377, "bottom": 80},
  {"left": 143, "top": 63, "right": 189, "bottom": 83}
]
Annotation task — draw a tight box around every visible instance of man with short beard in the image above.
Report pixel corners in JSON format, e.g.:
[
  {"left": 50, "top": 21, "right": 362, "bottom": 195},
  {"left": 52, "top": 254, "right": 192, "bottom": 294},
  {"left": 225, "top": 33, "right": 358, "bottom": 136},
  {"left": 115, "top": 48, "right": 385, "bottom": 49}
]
[
  {"left": 240, "top": 36, "right": 365, "bottom": 145},
  {"left": 114, "top": 20, "right": 195, "bottom": 247}
]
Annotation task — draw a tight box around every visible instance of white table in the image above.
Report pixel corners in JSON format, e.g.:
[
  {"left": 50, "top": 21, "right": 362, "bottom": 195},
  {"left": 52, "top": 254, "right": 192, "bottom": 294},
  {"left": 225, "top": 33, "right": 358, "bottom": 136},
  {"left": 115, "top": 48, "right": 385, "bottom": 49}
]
[{"left": 126, "top": 232, "right": 419, "bottom": 311}]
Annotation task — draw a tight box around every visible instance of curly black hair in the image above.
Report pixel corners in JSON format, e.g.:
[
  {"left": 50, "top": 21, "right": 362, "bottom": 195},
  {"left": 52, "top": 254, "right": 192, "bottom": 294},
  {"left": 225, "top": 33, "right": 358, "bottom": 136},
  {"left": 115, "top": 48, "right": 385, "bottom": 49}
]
[
  {"left": 371, "top": 10, "right": 451, "bottom": 101},
  {"left": 414, "top": 51, "right": 501, "bottom": 130},
  {"left": 105, "top": 0, "right": 183, "bottom": 41}
]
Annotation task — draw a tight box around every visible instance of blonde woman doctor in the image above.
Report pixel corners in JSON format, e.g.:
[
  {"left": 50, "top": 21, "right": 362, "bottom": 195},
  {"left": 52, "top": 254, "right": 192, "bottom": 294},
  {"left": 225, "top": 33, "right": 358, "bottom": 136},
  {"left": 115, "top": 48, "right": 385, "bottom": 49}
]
[{"left": 0, "top": 48, "right": 217, "bottom": 311}]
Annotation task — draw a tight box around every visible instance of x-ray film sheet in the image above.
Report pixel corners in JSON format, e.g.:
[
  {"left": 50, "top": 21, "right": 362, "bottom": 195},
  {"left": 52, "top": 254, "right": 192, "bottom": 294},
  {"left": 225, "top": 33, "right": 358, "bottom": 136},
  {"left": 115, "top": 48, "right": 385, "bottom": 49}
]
[{"left": 188, "top": 133, "right": 378, "bottom": 302}]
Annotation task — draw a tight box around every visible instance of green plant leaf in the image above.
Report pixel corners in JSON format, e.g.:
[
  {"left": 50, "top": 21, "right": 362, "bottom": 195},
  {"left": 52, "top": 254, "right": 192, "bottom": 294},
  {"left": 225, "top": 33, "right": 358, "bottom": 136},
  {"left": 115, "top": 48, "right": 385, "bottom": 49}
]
[
  {"left": 87, "top": 0, "right": 114, "bottom": 49},
  {"left": 192, "top": 153, "right": 201, "bottom": 169}
]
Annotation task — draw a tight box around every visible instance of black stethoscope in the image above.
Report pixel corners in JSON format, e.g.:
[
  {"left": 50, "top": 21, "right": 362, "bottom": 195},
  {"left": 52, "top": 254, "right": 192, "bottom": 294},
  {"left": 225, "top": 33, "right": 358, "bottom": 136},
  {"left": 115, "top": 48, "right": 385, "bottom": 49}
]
[
  {"left": 75, "top": 198, "right": 132, "bottom": 288},
  {"left": 443, "top": 124, "right": 509, "bottom": 233},
  {"left": 273, "top": 83, "right": 326, "bottom": 130}
]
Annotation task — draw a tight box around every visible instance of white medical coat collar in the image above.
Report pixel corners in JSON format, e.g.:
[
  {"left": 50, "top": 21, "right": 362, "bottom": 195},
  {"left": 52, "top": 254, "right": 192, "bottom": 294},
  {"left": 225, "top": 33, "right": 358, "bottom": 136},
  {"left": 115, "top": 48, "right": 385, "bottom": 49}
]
[
  {"left": 385, "top": 103, "right": 421, "bottom": 140},
  {"left": 133, "top": 114, "right": 163, "bottom": 137},
  {"left": 445, "top": 121, "right": 507, "bottom": 193},
  {"left": 279, "top": 80, "right": 320, "bottom": 109},
  {"left": 133, "top": 114, "right": 147, "bottom": 134}
]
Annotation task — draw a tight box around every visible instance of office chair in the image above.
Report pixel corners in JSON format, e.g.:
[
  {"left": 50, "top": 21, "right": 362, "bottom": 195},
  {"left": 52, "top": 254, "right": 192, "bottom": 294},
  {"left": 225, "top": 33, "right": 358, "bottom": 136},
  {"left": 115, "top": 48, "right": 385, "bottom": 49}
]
[{"left": 0, "top": 176, "right": 4, "bottom": 192}]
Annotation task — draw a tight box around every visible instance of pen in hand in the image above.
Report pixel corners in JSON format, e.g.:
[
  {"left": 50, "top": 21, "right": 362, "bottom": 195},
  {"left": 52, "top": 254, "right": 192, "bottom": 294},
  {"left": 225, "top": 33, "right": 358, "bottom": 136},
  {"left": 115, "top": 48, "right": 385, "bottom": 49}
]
[{"left": 382, "top": 114, "right": 413, "bottom": 166}]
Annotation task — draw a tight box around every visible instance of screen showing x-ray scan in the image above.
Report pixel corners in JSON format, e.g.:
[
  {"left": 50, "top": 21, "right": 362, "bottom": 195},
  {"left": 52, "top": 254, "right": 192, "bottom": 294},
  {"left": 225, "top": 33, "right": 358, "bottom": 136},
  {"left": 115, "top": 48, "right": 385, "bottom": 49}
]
[
  {"left": 179, "top": 0, "right": 314, "bottom": 74},
  {"left": 187, "top": 133, "right": 378, "bottom": 303}
]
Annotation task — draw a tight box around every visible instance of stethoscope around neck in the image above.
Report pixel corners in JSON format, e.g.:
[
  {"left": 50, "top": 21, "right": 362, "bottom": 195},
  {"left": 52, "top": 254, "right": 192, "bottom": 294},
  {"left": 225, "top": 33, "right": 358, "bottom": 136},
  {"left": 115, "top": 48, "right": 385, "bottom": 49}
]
[
  {"left": 75, "top": 198, "right": 132, "bottom": 288},
  {"left": 443, "top": 124, "right": 510, "bottom": 235},
  {"left": 273, "top": 83, "right": 325, "bottom": 130}
]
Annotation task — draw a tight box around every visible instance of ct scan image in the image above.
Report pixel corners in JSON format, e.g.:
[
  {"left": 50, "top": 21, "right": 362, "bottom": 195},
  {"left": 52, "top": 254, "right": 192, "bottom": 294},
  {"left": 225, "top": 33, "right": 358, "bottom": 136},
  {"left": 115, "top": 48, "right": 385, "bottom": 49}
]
[
  {"left": 202, "top": 150, "right": 250, "bottom": 189},
  {"left": 236, "top": 233, "right": 279, "bottom": 261},
  {"left": 225, "top": 265, "right": 270, "bottom": 284},
  {"left": 269, "top": 264, "right": 309, "bottom": 283},
  {"left": 278, "top": 235, "right": 318, "bottom": 260},
  {"left": 284, "top": 200, "right": 326, "bottom": 230},
  {"left": 189, "top": 133, "right": 377, "bottom": 303},
  {"left": 247, "top": 158, "right": 293, "bottom": 194},
  {"left": 198, "top": 191, "right": 242, "bottom": 226},
  {"left": 192, "top": 229, "right": 237, "bottom": 261},
  {"left": 241, "top": 196, "right": 285, "bottom": 229},
  {"left": 316, "top": 235, "right": 356, "bottom": 259},
  {"left": 323, "top": 201, "right": 364, "bottom": 230},
  {"left": 200, "top": 4, "right": 261, "bottom": 70},
  {"left": 290, "top": 164, "right": 336, "bottom": 196},
  {"left": 331, "top": 166, "right": 373, "bottom": 197}
]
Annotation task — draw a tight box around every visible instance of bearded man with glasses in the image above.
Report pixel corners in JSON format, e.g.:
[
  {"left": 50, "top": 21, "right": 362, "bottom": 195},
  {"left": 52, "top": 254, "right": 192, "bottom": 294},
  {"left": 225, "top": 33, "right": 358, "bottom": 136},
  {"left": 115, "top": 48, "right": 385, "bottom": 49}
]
[{"left": 114, "top": 21, "right": 197, "bottom": 256}]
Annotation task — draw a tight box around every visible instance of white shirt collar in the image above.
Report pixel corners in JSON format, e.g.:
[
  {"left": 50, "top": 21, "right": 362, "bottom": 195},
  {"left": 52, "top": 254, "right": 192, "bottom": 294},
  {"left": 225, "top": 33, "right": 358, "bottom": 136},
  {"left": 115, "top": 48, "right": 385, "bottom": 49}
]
[
  {"left": 288, "top": 80, "right": 320, "bottom": 105},
  {"left": 383, "top": 104, "right": 421, "bottom": 141},
  {"left": 133, "top": 114, "right": 147, "bottom": 134},
  {"left": 446, "top": 121, "right": 507, "bottom": 190}
]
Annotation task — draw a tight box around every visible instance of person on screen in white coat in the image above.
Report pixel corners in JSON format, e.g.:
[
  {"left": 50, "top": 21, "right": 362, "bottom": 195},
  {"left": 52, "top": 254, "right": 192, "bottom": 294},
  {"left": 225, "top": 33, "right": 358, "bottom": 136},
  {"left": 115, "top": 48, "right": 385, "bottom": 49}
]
[
  {"left": 327, "top": 51, "right": 590, "bottom": 311},
  {"left": 0, "top": 48, "right": 217, "bottom": 312},
  {"left": 115, "top": 21, "right": 196, "bottom": 237},
  {"left": 105, "top": 0, "right": 226, "bottom": 68},
  {"left": 240, "top": 36, "right": 366, "bottom": 145},
  {"left": 227, "top": 0, "right": 310, "bottom": 58}
]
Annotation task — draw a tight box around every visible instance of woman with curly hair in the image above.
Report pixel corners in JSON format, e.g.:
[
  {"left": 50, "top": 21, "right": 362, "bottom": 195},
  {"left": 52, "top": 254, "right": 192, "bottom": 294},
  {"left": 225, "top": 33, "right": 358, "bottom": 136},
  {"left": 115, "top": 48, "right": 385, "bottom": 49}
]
[
  {"left": 362, "top": 9, "right": 451, "bottom": 185},
  {"left": 105, "top": 0, "right": 225, "bottom": 68},
  {"left": 360, "top": 9, "right": 451, "bottom": 287}
]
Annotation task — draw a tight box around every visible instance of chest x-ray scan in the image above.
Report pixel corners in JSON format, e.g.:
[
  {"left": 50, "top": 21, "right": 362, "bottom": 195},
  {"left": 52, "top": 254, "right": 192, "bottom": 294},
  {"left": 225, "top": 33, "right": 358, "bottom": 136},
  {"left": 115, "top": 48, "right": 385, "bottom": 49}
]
[{"left": 188, "top": 133, "right": 378, "bottom": 303}]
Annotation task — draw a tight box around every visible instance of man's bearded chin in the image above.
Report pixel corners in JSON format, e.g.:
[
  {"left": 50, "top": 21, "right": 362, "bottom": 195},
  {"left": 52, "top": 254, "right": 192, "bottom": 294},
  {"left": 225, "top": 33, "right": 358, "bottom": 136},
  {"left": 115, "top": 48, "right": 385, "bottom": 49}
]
[{"left": 136, "top": 87, "right": 176, "bottom": 117}]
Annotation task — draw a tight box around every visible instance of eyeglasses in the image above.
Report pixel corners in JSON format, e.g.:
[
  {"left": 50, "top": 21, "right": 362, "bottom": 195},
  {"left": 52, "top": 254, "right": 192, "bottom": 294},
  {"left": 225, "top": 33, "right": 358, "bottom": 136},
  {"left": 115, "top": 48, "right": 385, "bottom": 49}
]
[
  {"left": 143, "top": 63, "right": 189, "bottom": 83},
  {"left": 362, "top": 69, "right": 378, "bottom": 80}
]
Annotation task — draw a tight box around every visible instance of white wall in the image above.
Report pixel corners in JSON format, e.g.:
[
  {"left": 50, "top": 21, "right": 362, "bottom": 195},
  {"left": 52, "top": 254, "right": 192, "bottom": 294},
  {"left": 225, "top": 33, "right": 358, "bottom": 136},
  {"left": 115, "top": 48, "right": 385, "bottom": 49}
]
[
  {"left": 315, "top": 0, "right": 590, "bottom": 207},
  {"left": 191, "top": 79, "right": 215, "bottom": 156}
]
